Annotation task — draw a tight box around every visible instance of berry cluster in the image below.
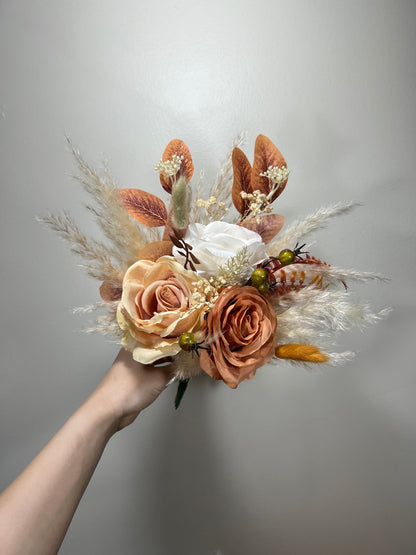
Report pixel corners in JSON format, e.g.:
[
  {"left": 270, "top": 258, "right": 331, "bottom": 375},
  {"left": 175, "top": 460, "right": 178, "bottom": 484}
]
[{"left": 250, "top": 243, "right": 308, "bottom": 294}]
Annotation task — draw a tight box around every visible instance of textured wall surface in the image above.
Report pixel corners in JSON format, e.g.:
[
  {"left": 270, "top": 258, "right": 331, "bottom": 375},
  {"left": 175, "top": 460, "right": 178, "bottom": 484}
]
[{"left": 1, "top": 1, "right": 415, "bottom": 554}]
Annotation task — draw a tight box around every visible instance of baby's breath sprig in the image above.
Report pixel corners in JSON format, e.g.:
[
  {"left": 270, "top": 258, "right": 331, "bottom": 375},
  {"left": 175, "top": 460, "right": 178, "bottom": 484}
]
[
  {"left": 240, "top": 165, "right": 290, "bottom": 223},
  {"left": 191, "top": 279, "right": 219, "bottom": 310},
  {"left": 240, "top": 190, "right": 273, "bottom": 221},
  {"left": 196, "top": 195, "right": 229, "bottom": 221},
  {"left": 260, "top": 165, "right": 290, "bottom": 201},
  {"left": 154, "top": 154, "right": 184, "bottom": 180}
]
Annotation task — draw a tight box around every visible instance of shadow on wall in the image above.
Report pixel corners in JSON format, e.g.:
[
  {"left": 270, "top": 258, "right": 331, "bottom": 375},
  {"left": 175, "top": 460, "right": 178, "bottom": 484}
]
[
  {"left": 125, "top": 377, "right": 226, "bottom": 555},
  {"left": 128, "top": 375, "right": 229, "bottom": 555}
]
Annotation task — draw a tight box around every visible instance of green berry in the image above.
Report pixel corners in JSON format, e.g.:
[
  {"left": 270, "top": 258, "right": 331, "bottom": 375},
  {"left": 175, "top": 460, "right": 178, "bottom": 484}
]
[
  {"left": 257, "top": 282, "right": 270, "bottom": 294},
  {"left": 278, "top": 248, "right": 296, "bottom": 266},
  {"left": 178, "top": 332, "right": 196, "bottom": 351},
  {"left": 251, "top": 268, "right": 268, "bottom": 286}
]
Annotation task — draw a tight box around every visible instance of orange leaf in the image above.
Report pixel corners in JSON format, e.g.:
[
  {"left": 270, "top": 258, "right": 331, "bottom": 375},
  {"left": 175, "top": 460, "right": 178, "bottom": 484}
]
[
  {"left": 119, "top": 189, "right": 167, "bottom": 227},
  {"left": 239, "top": 214, "right": 284, "bottom": 244},
  {"left": 251, "top": 135, "right": 288, "bottom": 203},
  {"left": 231, "top": 147, "right": 253, "bottom": 214},
  {"left": 159, "top": 139, "right": 194, "bottom": 193}
]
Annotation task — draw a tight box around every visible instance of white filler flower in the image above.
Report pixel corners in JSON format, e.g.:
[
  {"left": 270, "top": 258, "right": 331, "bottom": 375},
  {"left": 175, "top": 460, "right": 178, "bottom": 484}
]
[{"left": 173, "top": 221, "right": 267, "bottom": 278}]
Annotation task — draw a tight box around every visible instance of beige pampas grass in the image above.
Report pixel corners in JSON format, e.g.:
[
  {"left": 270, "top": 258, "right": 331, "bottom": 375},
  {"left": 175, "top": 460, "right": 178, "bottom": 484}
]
[
  {"left": 68, "top": 138, "right": 152, "bottom": 269},
  {"left": 38, "top": 212, "right": 123, "bottom": 284},
  {"left": 191, "top": 132, "right": 247, "bottom": 224}
]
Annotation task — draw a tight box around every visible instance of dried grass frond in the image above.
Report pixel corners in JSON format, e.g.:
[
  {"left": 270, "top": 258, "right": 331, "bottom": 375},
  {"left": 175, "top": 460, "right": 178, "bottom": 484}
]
[
  {"left": 313, "top": 265, "right": 388, "bottom": 285},
  {"left": 67, "top": 138, "right": 149, "bottom": 268},
  {"left": 273, "top": 287, "right": 390, "bottom": 347},
  {"left": 72, "top": 301, "right": 119, "bottom": 314},
  {"left": 82, "top": 312, "right": 123, "bottom": 338},
  {"left": 191, "top": 133, "right": 246, "bottom": 224},
  {"left": 209, "top": 132, "right": 247, "bottom": 208},
  {"left": 39, "top": 212, "right": 123, "bottom": 284},
  {"left": 267, "top": 202, "right": 358, "bottom": 256}
]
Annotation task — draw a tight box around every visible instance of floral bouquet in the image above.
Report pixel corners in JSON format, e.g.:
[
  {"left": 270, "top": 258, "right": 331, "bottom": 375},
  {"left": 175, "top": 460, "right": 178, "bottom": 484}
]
[{"left": 41, "top": 134, "right": 388, "bottom": 407}]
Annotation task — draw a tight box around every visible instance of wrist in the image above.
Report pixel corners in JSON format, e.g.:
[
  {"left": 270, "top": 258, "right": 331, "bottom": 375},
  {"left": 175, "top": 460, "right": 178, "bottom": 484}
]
[{"left": 80, "top": 387, "right": 125, "bottom": 439}]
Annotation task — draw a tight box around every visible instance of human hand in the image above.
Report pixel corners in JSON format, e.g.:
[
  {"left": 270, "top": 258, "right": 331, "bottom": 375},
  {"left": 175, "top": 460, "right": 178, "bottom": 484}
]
[{"left": 91, "top": 348, "right": 174, "bottom": 432}]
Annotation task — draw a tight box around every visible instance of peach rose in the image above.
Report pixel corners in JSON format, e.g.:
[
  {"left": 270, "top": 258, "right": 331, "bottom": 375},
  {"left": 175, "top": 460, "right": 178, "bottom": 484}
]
[
  {"left": 200, "top": 286, "right": 277, "bottom": 388},
  {"left": 117, "top": 256, "right": 205, "bottom": 364}
]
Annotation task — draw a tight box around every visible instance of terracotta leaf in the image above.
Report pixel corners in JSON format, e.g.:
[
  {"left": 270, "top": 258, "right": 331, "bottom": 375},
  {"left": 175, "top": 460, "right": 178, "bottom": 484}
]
[
  {"left": 251, "top": 135, "right": 288, "bottom": 203},
  {"left": 231, "top": 147, "right": 253, "bottom": 214},
  {"left": 100, "top": 281, "right": 122, "bottom": 302},
  {"left": 119, "top": 189, "right": 167, "bottom": 227},
  {"left": 159, "top": 139, "right": 194, "bottom": 194},
  {"left": 239, "top": 214, "right": 284, "bottom": 244},
  {"left": 138, "top": 240, "right": 173, "bottom": 261}
]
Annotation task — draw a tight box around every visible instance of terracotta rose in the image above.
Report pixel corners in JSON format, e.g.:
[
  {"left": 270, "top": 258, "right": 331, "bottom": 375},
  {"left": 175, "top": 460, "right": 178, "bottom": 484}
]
[
  {"left": 200, "top": 286, "right": 277, "bottom": 388},
  {"left": 117, "top": 256, "right": 205, "bottom": 364}
]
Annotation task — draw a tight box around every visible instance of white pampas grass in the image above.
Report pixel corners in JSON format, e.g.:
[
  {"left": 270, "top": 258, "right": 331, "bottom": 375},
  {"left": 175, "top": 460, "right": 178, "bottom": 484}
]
[
  {"left": 273, "top": 286, "right": 391, "bottom": 348},
  {"left": 310, "top": 264, "right": 388, "bottom": 285},
  {"left": 267, "top": 202, "right": 358, "bottom": 256}
]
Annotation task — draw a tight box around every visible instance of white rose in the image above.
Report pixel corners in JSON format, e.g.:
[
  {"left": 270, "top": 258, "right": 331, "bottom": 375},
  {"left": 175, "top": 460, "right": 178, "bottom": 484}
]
[{"left": 173, "top": 221, "right": 267, "bottom": 278}]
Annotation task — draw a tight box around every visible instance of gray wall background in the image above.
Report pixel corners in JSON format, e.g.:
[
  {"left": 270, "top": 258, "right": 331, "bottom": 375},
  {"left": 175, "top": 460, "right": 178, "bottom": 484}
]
[{"left": 1, "top": 1, "right": 415, "bottom": 554}]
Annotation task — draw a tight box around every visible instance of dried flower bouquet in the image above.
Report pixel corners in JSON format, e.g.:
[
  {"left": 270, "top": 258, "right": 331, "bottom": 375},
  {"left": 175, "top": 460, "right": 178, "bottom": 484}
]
[{"left": 41, "top": 134, "right": 388, "bottom": 407}]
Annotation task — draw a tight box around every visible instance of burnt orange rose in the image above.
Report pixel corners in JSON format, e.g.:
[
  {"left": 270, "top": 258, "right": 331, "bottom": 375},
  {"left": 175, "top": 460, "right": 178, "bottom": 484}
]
[{"left": 200, "top": 286, "right": 277, "bottom": 388}]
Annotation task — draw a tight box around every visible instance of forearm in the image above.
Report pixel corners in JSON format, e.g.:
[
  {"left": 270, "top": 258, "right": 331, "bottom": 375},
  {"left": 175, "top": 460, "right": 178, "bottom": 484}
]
[{"left": 0, "top": 390, "right": 119, "bottom": 555}]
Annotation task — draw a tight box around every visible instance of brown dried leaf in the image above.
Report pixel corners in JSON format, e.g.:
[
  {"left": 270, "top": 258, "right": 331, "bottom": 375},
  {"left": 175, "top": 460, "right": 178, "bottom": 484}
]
[
  {"left": 239, "top": 214, "right": 285, "bottom": 244},
  {"left": 251, "top": 135, "right": 288, "bottom": 203},
  {"left": 169, "top": 234, "right": 183, "bottom": 249},
  {"left": 99, "top": 281, "right": 122, "bottom": 302},
  {"left": 189, "top": 251, "right": 200, "bottom": 264},
  {"left": 119, "top": 189, "right": 167, "bottom": 227},
  {"left": 231, "top": 147, "right": 253, "bottom": 214},
  {"left": 159, "top": 139, "right": 194, "bottom": 193}
]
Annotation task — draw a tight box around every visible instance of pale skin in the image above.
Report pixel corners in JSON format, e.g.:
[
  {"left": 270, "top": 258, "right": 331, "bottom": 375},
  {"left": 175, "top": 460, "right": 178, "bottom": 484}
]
[{"left": 0, "top": 349, "right": 174, "bottom": 555}]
